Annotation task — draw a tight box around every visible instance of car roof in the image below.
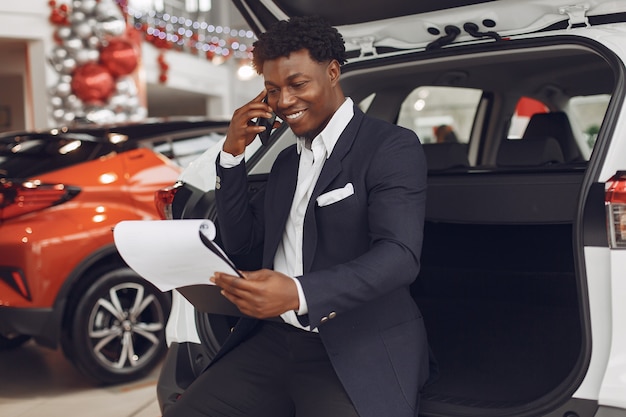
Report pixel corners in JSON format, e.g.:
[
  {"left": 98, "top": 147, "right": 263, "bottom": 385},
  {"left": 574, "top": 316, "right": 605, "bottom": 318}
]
[
  {"left": 233, "top": 0, "right": 626, "bottom": 58},
  {"left": 0, "top": 117, "right": 230, "bottom": 144}
]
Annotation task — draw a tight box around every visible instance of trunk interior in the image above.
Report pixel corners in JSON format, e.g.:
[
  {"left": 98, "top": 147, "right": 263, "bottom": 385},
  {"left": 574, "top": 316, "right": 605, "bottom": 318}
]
[{"left": 414, "top": 169, "right": 584, "bottom": 409}]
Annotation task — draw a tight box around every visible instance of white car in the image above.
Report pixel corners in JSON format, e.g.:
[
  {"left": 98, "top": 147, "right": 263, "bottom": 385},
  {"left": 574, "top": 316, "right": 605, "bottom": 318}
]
[{"left": 155, "top": 1, "right": 626, "bottom": 416}]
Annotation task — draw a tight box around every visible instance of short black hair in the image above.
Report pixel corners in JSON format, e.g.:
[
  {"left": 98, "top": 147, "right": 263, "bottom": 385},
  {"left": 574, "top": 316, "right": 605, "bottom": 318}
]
[{"left": 251, "top": 15, "right": 348, "bottom": 74}]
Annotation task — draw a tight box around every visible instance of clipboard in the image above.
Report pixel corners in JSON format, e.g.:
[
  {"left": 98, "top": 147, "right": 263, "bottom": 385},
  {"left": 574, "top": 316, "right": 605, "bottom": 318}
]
[
  {"left": 176, "top": 283, "right": 282, "bottom": 322},
  {"left": 113, "top": 219, "right": 281, "bottom": 321},
  {"left": 176, "top": 284, "right": 246, "bottom": 317},
  {"left": 113, "top": 219, "right": 240, "bottom": 292}
]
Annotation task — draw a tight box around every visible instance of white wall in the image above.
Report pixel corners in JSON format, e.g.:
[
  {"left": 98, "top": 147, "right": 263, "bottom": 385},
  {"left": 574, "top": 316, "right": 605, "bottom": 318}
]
[
  {"left": 0, "top": 1, "right": 52, "bottom": 130},
  {"left": 142, "top": 42, "right": 233, "bottom": 117}
]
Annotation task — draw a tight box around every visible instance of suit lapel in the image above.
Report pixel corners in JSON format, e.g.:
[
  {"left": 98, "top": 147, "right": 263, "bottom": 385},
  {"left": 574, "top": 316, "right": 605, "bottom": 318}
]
[{"left": 302, "top": 107, "right": 365, "bottom": 272}]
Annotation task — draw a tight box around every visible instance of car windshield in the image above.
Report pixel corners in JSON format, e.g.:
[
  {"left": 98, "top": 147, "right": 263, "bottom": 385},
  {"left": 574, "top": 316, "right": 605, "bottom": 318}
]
[{"left": 178, "top": 136, "right": 264, "bottom": 192}]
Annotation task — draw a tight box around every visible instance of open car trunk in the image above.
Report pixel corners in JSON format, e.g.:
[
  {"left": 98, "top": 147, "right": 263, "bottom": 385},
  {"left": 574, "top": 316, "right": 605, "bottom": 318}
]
[{"left": 415, "top": 170, "right": 584, "bottom": 412}]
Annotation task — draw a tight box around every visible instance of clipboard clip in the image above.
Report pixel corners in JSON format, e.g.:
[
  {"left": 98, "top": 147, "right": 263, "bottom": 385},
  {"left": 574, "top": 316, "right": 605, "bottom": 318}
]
[{"left": 197, "top": 230, "right": 244, "bottom": 278}]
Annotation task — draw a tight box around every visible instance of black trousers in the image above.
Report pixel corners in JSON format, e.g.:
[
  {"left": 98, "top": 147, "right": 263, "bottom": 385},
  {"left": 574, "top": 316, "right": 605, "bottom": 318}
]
[{"left": 162, "top": 321, "right": 360, "bottom": 417}]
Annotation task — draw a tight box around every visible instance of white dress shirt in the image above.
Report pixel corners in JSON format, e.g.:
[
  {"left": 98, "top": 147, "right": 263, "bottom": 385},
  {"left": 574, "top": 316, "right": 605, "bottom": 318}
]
[{"left": 220, "top": 98, "right": 354, "bottom": 331}]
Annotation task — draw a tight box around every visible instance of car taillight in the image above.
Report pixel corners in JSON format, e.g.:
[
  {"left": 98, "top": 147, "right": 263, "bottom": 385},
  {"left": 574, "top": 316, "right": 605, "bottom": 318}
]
[
  {"left": 0, "top": 179, "right": 80, "bottom": 221},
  {"left": 154, "top": 182, "right": 182, "bottom": 220},
  {"left": 606, "top": 171, "right": 626, "bottom": 248}
]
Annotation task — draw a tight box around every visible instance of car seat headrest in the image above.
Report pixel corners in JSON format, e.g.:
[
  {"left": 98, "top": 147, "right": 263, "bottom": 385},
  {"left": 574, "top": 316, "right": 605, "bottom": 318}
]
[
  {"left": 497, "top": 136, "right": 564, "bottom": 167},
  {"left": 522, "top": 112, "right": 581, "bottom": 162}
]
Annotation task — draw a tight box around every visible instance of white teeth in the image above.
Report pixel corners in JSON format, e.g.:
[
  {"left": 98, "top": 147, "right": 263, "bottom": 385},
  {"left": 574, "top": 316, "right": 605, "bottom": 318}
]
[{"left": 286, "top": 111, "right": 303, "bottom": 120}]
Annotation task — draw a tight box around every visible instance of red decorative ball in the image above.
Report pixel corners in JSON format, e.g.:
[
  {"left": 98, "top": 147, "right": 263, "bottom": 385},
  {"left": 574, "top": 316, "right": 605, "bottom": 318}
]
[
  {"left": 71, "top": 63, "right": 115, "bottom": 103},
  {"left": 100, "top": 38, "right": 139, "bottom": 77}
]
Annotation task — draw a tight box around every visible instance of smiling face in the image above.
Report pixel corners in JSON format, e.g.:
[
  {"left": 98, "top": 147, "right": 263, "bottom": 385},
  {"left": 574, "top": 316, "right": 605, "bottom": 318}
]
[{"left": 263, "top": 49, "right": 345, "bottom": 141}]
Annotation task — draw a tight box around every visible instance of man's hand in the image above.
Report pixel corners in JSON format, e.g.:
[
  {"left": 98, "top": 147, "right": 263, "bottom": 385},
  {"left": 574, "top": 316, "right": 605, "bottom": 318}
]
[
  {"left": 210, "top": 269, "right": 300, "bottom": 319},
  {"left": 223, "top": 90, "right": 274, "bottom": 156}
]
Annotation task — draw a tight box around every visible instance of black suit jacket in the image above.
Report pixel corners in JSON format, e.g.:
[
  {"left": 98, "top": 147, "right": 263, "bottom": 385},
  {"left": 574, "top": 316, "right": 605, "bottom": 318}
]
[{"left": 214, "top": 106, "right": 430, "bottom": 417}]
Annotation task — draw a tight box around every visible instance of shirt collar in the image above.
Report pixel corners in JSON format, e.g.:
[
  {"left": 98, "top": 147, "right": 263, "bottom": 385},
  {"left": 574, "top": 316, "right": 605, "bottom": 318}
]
[{"left": 296, "top": 97, "right": 354, "bottom": 158}]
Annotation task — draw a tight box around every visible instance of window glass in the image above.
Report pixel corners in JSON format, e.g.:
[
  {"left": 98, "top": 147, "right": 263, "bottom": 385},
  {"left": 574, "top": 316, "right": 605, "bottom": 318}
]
[
  {"left": 396, "top": 86, "right": 482, "bottom": 144},
  {"left": 569, "top": 94, "right": 610, "bottom": 157},
  {"left": 508, "top": 97, "right": 548, "bottom": 139},
  {"left": 358, "top": 93, "right": 375, "bottom": 113},
  {"left": 151, "top": 132, "right": 226, "bottom": 169},
  {"left": 508, "top": 94, "right": 610, "bottom": 161},
  {"left": 0, "top": 136, "right": 103, "bottom": 178}
]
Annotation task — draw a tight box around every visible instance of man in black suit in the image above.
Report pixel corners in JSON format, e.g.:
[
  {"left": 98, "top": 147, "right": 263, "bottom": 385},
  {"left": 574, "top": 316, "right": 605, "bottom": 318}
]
[{"left": 164, "top": 15, "right": 430, "bottom": 417}]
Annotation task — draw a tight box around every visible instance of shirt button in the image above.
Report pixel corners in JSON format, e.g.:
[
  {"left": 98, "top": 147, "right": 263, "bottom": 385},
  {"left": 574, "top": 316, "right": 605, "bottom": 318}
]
[
  {"left": 320, "top": 316, "right": 328, "bottom": 323},
  {"left": 328, "top": 311, "right": 337, "bottom": 319}
]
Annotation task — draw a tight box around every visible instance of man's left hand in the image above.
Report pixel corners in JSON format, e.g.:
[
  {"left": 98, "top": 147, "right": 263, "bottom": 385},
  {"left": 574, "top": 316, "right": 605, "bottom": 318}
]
[{"left": 211, "top": 269, "right": 300, "bottom": 319}]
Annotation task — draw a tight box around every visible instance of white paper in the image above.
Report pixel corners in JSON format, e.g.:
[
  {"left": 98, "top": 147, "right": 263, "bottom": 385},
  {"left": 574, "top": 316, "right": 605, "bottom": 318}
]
[{"left": 113, "top": 219, "right": 238, "bottom": 292}]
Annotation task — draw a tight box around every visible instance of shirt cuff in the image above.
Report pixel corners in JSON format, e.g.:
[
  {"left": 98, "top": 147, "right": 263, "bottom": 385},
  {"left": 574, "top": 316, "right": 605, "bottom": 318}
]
[
  {"left": 289, "top": 276, "right": 308, "bottom": 315},
  {"left": 219, "top": 149, "right": 245, "bottom": 168}
]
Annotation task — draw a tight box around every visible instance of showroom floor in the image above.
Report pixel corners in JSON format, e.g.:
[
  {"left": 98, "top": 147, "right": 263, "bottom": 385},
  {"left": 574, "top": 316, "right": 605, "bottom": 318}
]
[{"left": 0, "top": 340, "right": 161, "bottom": 417}]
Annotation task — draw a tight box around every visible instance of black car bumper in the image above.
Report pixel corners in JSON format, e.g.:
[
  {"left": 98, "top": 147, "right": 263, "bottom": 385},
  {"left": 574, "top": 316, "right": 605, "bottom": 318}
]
[{"left": 0, "top": 306, "right": 58, "bottom": 348}]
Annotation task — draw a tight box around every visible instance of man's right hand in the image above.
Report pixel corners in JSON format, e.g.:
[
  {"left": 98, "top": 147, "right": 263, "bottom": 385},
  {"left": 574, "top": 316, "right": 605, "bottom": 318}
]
[{"left": 223, "top": 89, "right": 273, "bottom": 156}]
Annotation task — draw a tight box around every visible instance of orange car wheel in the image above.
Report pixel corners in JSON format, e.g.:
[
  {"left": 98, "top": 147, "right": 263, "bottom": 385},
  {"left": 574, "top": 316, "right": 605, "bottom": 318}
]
[{"left": 65, "top": 267, "right": 171, "bottom": 384}]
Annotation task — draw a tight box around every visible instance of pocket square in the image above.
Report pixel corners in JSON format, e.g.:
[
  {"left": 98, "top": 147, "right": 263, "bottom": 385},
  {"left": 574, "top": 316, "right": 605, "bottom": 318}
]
[{"left": 317, "top": 183, "right": 354, "bottom": 207}]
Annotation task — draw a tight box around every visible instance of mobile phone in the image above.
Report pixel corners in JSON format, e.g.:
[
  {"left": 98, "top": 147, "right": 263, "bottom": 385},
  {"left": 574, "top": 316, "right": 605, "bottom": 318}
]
[{"left": 254, "top": 96, "right": 276, "bottom": 146}]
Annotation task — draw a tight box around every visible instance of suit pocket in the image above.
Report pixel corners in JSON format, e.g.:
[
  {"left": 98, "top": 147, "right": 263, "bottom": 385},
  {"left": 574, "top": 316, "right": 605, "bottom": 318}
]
[
  {"left": 316, "top": 182, "right": 354, "bottom": 207},
  {"left": 318, "top": 193, "right": 357, "bottom": 214}
]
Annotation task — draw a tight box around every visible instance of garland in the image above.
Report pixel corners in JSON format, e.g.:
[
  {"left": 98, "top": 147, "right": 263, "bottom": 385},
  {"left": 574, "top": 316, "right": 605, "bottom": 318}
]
[{"left": 47, "top": 0, "right": 255, "bottom": 125}]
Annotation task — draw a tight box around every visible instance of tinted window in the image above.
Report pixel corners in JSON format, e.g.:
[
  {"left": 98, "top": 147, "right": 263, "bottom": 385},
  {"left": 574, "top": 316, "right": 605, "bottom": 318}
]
[{"left": 0, "top": 136, "right": 105, "bottom": 178}]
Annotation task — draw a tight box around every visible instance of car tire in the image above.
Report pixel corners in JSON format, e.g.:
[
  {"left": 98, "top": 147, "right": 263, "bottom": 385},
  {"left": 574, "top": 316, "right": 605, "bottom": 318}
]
[
  {"left": 0, "top": 334, "right": 31, "bottom": 350},
  {"left": 66, "top": 267, "right": 171, "bottom": 384},
  {"left": 196, "top": 312, "right": 239, "bottom": 357}
]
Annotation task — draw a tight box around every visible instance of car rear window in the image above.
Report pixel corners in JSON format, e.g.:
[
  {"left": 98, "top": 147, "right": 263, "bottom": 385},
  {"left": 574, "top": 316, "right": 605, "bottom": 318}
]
[{"left": 0, "top": 136, "right": 106, "bottom": 178}]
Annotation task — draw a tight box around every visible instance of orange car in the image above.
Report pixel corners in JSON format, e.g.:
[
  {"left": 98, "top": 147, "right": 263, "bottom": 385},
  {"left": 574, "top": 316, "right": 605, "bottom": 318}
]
[{"left": 0, "top": 118, "right": 228, "bottom": 384}]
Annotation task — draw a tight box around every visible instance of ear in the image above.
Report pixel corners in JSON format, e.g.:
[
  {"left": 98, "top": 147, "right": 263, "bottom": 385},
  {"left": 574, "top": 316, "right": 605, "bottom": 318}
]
[{"left": 327, "top": 59, "right": 341, "bottom": 86}]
